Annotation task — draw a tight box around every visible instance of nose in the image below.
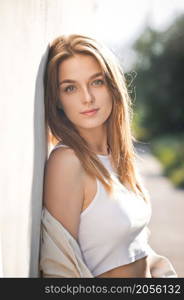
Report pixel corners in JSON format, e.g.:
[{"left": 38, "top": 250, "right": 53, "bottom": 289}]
[{"left": 81, "top": 85, "right": 94, "bottom": 104}]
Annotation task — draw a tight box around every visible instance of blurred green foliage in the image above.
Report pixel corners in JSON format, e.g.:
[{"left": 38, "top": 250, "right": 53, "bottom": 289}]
[
  {"left": 132, "top": 14, "right": 184, "bottom": 139},
  {"left": 128, "top": 14, "right": 184, "bottom": 188},
  {"left": 151, "top": 134, "right": 184, "bottom": 188}
]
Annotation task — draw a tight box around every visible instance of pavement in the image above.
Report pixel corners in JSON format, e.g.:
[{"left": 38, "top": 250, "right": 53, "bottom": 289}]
[{"left": 135, "top": 145, "right": 184, "bottom": 277}]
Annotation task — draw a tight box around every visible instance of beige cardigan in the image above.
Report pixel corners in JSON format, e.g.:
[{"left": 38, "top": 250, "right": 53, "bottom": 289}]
[{"left": 39, "top": 208, "right": 177, "bottom": 278}]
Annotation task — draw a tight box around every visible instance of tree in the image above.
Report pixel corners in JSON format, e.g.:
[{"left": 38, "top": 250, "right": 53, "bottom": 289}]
[{"left": 131, "top": 14, "right": 184, "bottom": 140}]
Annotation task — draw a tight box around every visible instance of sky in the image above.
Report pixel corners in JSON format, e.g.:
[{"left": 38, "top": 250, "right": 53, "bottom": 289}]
[
  {"left": 93, "top": 0, "right": 184, "bottom": 69},
  {"left": 94, "top": 0, "right": 184, "bottom": 46}
]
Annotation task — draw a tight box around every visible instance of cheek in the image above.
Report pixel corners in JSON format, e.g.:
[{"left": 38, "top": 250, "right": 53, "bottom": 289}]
[
  {"left": 59, "top": 96, "right": 73, "bottom": 112},
  {"left": 100, "top": 94, "right": 113, "bottom": 120},
  {"left": 104, "top": 92, "right": 113, "bottom": 111},
  {"left": 61, "top": 100, "right": 80, "bottom": 120},
  {"left": 106, "top": 99, "right": 113, "bottom": 117},
  {"left": 95, "top": 88, "right": 112, "bottom": 103}
]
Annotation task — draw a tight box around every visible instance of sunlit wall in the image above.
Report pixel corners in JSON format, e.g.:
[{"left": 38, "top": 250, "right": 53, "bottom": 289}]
[{"left": 0, "top": 0, "right": 96, "bottom": 278}]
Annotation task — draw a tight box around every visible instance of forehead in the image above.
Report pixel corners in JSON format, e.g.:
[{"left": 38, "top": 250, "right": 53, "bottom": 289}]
[{"left": 58, "top": 54, "right": 102, "bottom": 79}]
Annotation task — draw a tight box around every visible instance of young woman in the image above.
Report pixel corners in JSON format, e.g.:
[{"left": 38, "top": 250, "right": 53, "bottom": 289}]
[{"left": 39, "top": 34, "right": 177, "bottom": 278}]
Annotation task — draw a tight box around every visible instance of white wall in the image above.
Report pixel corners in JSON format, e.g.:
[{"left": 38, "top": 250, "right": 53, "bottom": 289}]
[{"left": 0, "top": 0, "right": 96, "bottom": 277}]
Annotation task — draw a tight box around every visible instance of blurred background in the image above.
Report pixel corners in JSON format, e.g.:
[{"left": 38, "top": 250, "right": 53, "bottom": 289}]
[{"left": 0, "top": 0, "right": 183, "bottom": 277}]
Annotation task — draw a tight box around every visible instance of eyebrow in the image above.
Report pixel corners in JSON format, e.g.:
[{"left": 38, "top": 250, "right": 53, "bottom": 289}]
[{"left": 58, "top": 72, "right": 104, "bottom": 86}]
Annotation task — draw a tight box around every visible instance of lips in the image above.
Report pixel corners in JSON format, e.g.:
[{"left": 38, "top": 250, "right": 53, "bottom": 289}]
[
  {"left": 81, "top": 108, "right": 99, "bottom": 114},
  {"left": 80, "top": 108, "right": 99, "bottom": 116}
]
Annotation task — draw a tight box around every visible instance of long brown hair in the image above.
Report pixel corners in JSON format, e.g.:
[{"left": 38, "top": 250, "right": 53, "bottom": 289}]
[{"left": 44, "top": 34, "right": 150, "bottom": 203}]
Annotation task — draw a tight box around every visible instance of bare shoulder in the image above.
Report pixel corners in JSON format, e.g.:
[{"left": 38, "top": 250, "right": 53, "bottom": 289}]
[
  {"left": 43, "top": 147, "right": 85, "bottom": 240},
  {"left": 45, "top": 147, "right": 84, "bottom": 187},
  {"left": 47, "top": 146, "right": 83, "bottom": 168}
]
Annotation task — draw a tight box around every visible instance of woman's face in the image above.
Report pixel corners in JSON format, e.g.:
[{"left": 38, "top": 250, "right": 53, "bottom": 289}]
[{"left": 58, "top": 54, "right": 113, "bottom": 132}]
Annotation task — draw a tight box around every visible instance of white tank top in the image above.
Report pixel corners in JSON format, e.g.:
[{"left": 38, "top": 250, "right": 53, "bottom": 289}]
[{"left": 51, "top": 143, "right": 152, "bottom": 277}]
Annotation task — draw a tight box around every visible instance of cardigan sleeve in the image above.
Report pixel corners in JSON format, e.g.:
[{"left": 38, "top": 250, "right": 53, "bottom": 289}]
[
  {"left": 145, "top": 227, "right": 178, "bottom": 278},
  {"left": 39, "top": 208, "right": 94, "bottom": 278}
]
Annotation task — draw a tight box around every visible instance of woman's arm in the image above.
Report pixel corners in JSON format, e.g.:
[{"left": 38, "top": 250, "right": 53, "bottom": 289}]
[{"left": 43, "top": 147, "right": 85, "bottom": 241}]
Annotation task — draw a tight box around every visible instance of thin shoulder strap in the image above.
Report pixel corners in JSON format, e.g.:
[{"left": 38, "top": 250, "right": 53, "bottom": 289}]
[
  {"left": 48, "top": 143, "right": 70, "bottom": 157},
  {"left": 53, "top": 143, "right": 69, "bottom": 150}
]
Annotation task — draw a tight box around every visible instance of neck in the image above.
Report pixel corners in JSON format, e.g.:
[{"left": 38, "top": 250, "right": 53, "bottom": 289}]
[{"left": 77, "top": 124, "right": 109, "bottom": 155}]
